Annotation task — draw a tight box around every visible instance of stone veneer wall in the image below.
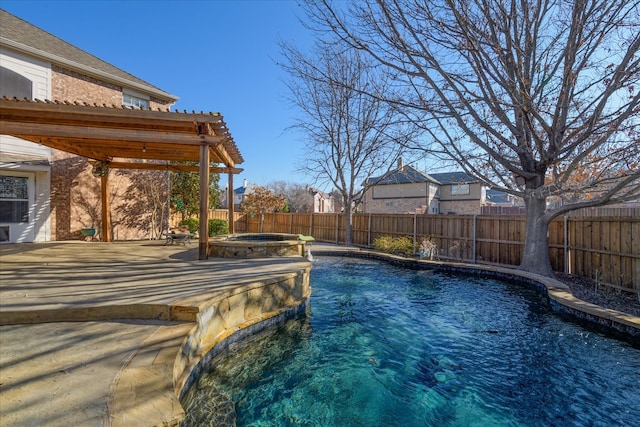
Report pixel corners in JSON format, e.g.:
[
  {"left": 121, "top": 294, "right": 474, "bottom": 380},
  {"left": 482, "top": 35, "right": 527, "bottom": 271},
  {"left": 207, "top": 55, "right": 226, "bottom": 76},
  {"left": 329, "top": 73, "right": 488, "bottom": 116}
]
[
  {"left": 173, "top": 266, "right": 312, "bottom": 399},
  {"left": 208, "top": 239, "right": 305, "bottom": 258},
  {"left": 49, "top": 65, "right": 173, "bottom": 240}
]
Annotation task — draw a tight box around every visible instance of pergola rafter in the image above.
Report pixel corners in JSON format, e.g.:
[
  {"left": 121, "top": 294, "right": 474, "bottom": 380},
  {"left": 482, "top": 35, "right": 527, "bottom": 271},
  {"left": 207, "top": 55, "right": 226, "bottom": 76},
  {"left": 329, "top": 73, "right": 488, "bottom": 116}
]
[{"left": 0, "top": 97, "right": 244, "bottom": 259}]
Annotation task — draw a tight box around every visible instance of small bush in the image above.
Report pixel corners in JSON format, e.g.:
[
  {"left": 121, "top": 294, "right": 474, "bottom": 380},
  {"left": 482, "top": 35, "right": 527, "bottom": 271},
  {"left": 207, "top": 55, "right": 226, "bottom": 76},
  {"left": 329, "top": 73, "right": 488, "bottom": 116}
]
[
  {"left": 373, "top": 235, "right": 418, "bottom": 257},
  {"left": 418, "top": 236, "right": 438, "bottom": 260},
  {"left": 208, "top": 219, "right": 229, "bottom": 236},
  {"left": 179, "top": 218, "right": 199, "bottom": 234},
  {"left": 178, "top": 218, "right": 229, "bottom": 236}
]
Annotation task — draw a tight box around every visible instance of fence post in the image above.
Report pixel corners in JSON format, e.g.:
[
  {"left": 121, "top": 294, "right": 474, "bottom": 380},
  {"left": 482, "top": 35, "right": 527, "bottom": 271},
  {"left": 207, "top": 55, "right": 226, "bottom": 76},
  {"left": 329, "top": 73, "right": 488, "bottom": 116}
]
[
  {"left": 413, "top": 213, "right": 417, "bottom": 246},
  {"left": 472, "top": 215, "right": 477, "bottom": 264},
  {"left": 309, "top": 213, "right": 313, "bottom": 237},
  {"left": 368, "top": 213, "right": 372, "bottom": 247},
  {"left": 564, "top": 214, "right": 569, "bottom": 274},
  {"left": 290, "top": 213, "right": 293, "bottom": 234},
  {"left": 336, "top": 213, "right": 339, "bottom": 244}
]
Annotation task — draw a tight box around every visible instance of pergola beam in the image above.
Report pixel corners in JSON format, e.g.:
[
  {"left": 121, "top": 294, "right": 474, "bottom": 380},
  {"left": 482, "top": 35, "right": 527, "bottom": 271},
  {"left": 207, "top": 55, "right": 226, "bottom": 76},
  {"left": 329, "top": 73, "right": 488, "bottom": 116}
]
[
  {"left": 106, "top": 161, "right": 243, "bottom": 174},
  {"left": 2, "top": 122, "right": 226, "bottom": 145}
]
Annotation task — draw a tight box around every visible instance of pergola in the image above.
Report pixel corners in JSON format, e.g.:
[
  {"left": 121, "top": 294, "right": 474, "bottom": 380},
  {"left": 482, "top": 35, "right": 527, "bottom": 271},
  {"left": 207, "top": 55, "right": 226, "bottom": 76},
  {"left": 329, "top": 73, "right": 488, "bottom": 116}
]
[{"left": 0, "top": 97, "right": 244, "bottom": 259}]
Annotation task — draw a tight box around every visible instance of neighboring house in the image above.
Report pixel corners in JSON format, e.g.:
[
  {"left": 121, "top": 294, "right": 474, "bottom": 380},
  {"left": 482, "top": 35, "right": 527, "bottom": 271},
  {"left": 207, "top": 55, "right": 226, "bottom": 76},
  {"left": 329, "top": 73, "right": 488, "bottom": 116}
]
[
  {"left": 0, "top": 9, "right": 178, "bottom": 242},
  {"left": 308, "top": 187, "right": 334, "bottom": 213},
  {"left": 221, "top": 179, "right": 258, "bottom": 211},
  {"left": 481, "top": 189, "right": 526, "bottom": 215},
  {"left": 331, "top": 189, "right": 347, "bottom": 213},
  {"left": 428, "top": 171, "right": 486, "bottom": 215},
  {"left": 361, "top": 160, "right": 440, "bottom": 214},
  {"left": 362, "top": 160, "right": 516, "bottom": 215}
]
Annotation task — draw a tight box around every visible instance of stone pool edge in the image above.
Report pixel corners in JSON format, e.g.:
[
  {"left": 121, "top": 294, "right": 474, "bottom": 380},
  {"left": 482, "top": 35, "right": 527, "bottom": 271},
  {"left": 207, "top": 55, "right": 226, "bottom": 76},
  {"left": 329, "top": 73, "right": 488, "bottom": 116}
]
[
  {"left": 107, "top": 266, "right": 312, "bottom": 427},
  {"left": 314, "top": 248, "right": 640, "bottom": 341}
]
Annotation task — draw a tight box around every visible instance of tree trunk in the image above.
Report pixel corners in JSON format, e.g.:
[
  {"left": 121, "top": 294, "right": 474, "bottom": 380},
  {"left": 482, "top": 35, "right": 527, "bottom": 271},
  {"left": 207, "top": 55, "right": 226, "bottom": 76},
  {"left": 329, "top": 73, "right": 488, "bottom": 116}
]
[
  {"left": 520, "top": 193, "right": 554, "bottom": 276},
  {"left": 344, "top": 204, "right": 353, "bottom": 246}
]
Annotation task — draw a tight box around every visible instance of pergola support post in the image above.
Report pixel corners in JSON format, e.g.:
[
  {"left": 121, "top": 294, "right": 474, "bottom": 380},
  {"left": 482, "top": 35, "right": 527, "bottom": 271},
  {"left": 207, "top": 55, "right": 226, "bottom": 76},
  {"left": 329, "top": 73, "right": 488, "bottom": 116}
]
[
  {"left": 198, "top": 142, "right": 210, "bottom": 260},
  {"left": 228, "top": 172, "right": 234, "bottom": 234},
  {"left": 101, "top": 173, "right": 112, "bottom": 242}
]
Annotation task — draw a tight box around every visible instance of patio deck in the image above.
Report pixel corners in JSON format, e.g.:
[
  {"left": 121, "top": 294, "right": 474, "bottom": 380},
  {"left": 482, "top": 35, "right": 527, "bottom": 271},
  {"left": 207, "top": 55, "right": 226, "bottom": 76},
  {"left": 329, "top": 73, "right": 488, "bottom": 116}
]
[{"left": 0, "top": 241, "right": 313, "bottom": 426}]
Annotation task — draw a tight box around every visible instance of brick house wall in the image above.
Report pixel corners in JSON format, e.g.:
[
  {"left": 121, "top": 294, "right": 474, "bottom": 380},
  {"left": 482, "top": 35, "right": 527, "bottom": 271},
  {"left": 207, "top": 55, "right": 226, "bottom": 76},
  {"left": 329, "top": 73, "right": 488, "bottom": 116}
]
[
  {"left": 362, "top": 181, "right": 439, "bottom": 214},
  {"left": 52, "top": 66, "right": 169, "bottom": 109},
  {"left": 49, "top": 65, "right": 173, "bottom": 240},
  {"left": 437, "top": 182, "right": 484, "bottom": 215},
  {"left": 364, "top": 196, "right": 430, "bottom": 214},
  {"left": 439, "top": 200, "right": 482, "bottom": 215}
]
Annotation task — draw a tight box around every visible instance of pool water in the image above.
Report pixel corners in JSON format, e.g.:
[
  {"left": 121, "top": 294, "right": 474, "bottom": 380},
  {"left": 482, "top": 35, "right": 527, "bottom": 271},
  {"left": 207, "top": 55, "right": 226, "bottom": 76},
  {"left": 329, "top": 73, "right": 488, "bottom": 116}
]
[{"left": 181, "top": 257, "right": 640, "bottom": 426}]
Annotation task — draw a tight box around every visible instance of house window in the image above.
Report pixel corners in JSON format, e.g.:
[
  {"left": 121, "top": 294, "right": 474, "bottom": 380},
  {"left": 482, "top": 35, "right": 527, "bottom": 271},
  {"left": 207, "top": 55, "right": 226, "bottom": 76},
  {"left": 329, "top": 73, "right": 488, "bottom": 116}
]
[
  {"left": 451, "top": 184, "right": 470, "bottom": 195},
  {"left": 123, "top": 92, "right": 149, "bottom": 109},
  {"left": 0, "top": 176, "right": 29, "bottom": 223},
  {"left": 0, "top": 66, "right": 33, "bottom": 99}
]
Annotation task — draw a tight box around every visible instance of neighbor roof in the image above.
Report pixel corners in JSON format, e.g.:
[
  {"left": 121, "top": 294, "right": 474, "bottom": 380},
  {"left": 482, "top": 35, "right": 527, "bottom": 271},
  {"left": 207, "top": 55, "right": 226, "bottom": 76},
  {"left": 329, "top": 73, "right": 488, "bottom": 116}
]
[
  {"left": 429, "top": 172, "right": 478, "bottom": 185},
  {"left": 0, "top": 9, "right": 178, "bottom": 102},
  {"left": 234, "top": 183, "right": 258, "bottom": 195},
  {"left": 486, "top": 188, "right": 511, "bottom": 204},
  {"left": 309, "top": 187, "right": 332, "bottom": 199},
  {"left": 367, "top": 165, "right": 440, "bottom": 185}
]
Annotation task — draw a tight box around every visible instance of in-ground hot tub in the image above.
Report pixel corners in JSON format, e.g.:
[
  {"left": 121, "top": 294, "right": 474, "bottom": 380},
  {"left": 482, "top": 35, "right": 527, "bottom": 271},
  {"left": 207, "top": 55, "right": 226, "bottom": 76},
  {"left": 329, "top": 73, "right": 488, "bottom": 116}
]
[{"left": 208, "top": 233, "right": 308, "bottom": 259}]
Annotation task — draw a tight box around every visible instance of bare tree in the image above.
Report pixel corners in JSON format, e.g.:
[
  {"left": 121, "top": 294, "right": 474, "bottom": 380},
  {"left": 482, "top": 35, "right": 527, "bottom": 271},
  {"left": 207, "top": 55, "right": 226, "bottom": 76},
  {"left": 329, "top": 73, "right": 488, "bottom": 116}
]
[
  {"left": 305, "top": 0, "right": 640, "bottom": 275},
  {"left": 280, "top": 38, "right": 417, "bottom": 244},
  {"left": 268, "top": 180, "right": 314, "bottom": 212}
]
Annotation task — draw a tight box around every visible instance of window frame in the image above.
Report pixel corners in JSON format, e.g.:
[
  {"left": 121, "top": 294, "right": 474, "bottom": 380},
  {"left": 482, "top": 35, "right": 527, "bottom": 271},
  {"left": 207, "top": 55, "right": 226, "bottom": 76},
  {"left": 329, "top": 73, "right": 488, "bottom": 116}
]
[
  {"left": 0, "top": 174, "right": 31, "bottom": 223},
  {"left": 450, "top": 183, "right": 470, "bottom": 196},
  {"left": 122, "top": 89, "right": 150, "bottom": 109}
]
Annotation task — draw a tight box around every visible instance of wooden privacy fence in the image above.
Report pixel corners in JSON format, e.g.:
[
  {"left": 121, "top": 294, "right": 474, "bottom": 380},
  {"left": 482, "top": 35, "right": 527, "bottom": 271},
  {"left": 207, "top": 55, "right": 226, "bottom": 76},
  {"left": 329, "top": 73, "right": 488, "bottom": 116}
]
[{"left": 208, "top": 210, "right": 639, "bottom": 292}]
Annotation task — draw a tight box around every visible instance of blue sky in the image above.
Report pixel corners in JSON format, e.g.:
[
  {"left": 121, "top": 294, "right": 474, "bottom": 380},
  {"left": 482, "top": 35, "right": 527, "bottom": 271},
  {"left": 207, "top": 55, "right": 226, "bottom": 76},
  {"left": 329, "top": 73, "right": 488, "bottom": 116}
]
[{"left": 2, "top": 0, "right": 314, "bottom": 189}]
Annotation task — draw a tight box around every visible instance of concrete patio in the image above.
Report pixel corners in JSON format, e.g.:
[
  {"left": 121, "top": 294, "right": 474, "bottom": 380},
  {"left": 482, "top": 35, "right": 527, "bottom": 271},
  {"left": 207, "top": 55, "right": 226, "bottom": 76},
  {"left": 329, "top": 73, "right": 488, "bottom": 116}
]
[{"left": 0, "top": 241, "right": 314, "bottom": 426}]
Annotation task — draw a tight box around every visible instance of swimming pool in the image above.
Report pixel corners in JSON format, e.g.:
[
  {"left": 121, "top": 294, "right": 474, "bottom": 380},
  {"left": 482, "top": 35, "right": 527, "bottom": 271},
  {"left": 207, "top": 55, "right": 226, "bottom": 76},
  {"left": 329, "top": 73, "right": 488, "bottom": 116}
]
[{"left": 181, "top": 257, "right": 640, "bottom": 426}]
